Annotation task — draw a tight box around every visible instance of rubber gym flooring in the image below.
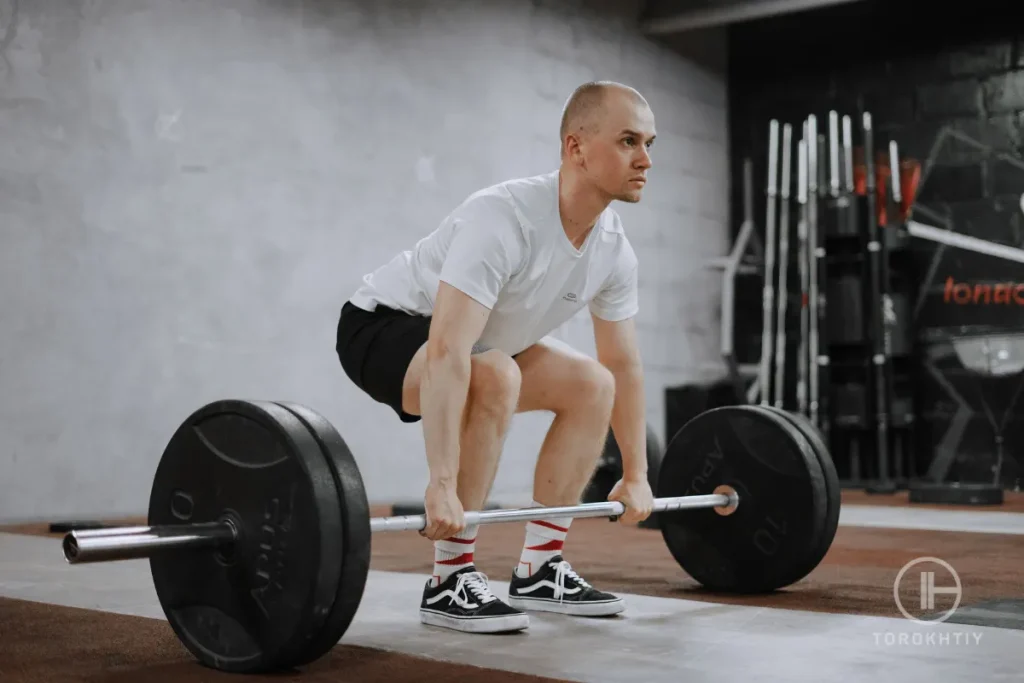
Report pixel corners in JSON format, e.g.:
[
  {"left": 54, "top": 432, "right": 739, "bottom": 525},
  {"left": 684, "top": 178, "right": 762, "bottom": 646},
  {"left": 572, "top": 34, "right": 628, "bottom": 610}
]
[{"left": 2, "top": 489, "right": 1023, "bottom": 682}]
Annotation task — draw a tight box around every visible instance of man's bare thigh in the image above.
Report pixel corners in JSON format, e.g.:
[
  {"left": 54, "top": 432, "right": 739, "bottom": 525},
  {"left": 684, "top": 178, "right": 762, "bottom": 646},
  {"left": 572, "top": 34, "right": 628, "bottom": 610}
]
[
  {"left": 400, "top": 341, "right": 506, "bottom": 417},
  {"left": 400, "top": 337, "right": 594, "bottom": 417}
]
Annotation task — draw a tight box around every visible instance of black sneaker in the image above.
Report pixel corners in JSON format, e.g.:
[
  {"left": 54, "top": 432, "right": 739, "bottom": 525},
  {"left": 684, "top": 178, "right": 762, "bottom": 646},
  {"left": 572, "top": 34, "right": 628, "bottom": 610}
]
[
  {"left": 419, "top": 566, "right": 530, "bottom": 633},
  {"left": 507, "top": 556, "right": 625, "bottom": 616}
]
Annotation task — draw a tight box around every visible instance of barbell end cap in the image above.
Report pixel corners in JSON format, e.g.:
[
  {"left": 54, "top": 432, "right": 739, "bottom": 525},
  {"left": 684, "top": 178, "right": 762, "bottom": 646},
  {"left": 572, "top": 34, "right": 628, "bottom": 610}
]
[
  {"left": 713, "top": 485, "right": 740, "bottom": 517},
  {"left": 62, "top": 533, "right": 79, "bottom": 564}
]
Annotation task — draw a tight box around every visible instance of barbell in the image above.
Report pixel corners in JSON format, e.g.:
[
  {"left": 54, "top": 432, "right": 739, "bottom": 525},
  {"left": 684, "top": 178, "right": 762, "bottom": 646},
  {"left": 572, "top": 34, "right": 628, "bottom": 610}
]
[{"left": 60, "top": 399, "right": 840, "bottom": 674}]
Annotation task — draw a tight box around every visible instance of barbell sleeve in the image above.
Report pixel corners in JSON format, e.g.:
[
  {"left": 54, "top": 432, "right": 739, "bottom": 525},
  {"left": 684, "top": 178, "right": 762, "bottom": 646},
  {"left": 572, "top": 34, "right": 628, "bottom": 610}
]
[
  {"left": 62, "top": 493, "right": 738, "bottom": 564},
  {"left": 63, "top": 521, "right": 237, "bottom": 565},
  {"left": 368, "top": 493, "right": 737, "bottom": 533}
]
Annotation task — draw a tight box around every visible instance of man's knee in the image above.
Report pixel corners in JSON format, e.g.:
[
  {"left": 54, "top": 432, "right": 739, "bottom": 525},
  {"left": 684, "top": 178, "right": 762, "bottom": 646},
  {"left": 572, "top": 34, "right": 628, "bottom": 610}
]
[
  {"left": 569, "top": 360, "right": 615, "bottom": 412},
  {"left": 469, "top": 350, "right": 522, "bottom": 414}
]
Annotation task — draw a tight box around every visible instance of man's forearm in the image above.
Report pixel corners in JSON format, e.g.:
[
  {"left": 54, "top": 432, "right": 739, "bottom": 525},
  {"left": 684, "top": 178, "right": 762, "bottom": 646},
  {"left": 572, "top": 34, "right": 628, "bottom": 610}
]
[
  {"left": 606, "top": 361, "right": 647, "bottom": 480},
  {"left": 420, "top": 349, "right": 472, "bottom": 487}
]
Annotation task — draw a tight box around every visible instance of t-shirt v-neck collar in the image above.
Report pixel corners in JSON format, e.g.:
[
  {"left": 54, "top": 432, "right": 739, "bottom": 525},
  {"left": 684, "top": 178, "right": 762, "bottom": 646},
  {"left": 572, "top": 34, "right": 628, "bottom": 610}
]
[{"left": 550, "top": 173, "right": 600, "bottom": 259}]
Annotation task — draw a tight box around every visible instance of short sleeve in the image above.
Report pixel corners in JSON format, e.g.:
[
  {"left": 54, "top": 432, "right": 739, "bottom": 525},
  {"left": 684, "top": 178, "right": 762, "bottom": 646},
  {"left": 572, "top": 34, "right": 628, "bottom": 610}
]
[
  {"left": 438, "top": 197, "right": 525, "bottom": 309},
  {"left": 589, "top": 243, "right": 639, "bottom": 322}
]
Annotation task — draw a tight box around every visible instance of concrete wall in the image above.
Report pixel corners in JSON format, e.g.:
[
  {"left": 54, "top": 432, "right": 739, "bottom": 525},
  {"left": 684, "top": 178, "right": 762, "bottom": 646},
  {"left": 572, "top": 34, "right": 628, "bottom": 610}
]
[{"left": 0, "top": 0, "right": 730, "bottom": 521}]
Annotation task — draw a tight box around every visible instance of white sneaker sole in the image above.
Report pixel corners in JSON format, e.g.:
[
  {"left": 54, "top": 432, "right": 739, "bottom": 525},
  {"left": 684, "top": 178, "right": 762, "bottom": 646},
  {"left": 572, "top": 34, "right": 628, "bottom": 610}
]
[
  {"left": 507, "top": 595, "right": 625, "bottom": 617},
  {"left": 419, "top": 609, "right": 530, "bottom": 633}
]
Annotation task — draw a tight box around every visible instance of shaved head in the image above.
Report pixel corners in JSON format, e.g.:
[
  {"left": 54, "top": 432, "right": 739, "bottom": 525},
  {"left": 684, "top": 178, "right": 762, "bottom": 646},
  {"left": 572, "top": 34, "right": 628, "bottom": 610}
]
[
  {"left": 559, "top": 81, "right": 649, "bottom": 148},
  {"left": 558, "top": 80, "right": 656, "bottom": 205}
]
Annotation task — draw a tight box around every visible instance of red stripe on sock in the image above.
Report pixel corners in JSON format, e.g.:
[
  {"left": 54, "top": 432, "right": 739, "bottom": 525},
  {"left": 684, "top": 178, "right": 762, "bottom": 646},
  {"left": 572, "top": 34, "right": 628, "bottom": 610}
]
[
  {"left": 442, "top": 536, "right": 476, "bottom": 545},
  {"left": 437, "top": 552, "right": 474, "bottom": 566},
  {"left": 530, "top": 520, "right": 569, "bottom": 533},
  {"left": 526, "top": 539, "right": 564, "bottom": 552}
]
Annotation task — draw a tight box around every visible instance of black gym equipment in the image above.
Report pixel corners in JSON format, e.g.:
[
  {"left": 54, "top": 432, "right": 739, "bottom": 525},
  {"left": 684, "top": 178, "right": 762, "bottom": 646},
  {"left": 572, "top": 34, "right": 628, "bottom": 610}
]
[
  {"left": 61, "top": 399, "right": 840, "bottom": 674},
  {"left": 48, "top": 521, "right": 108, "bottom": 532},
  {"left": 715, "top": 110, "right": 1024, "bottom": 501}
]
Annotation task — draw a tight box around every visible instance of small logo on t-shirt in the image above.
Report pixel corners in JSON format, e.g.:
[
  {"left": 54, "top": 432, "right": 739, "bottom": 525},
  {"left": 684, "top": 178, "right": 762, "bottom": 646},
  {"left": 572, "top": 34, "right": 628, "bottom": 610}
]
[{"left": 562, "top": 292, "right": 578, "bottom": 302}]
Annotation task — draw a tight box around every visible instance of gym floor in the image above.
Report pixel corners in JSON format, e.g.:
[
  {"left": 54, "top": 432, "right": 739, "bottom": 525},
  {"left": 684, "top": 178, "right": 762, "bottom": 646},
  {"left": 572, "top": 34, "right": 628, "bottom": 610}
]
[{"left": 2, "top": 490, "right": 1023, "bottom": 682}]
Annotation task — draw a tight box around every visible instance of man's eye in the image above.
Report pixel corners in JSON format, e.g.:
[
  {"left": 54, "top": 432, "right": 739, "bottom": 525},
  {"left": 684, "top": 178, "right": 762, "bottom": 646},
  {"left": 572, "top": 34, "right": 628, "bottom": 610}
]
[{"left": 623, "top": 137, "right": 635, "bottom": 146}]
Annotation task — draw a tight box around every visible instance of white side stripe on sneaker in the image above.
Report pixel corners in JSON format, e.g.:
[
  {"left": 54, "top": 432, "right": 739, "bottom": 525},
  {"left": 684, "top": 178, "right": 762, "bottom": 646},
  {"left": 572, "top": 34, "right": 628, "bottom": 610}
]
[
  {"left": 425, "top": 571, "right": 497, "bottom": 610},
  {"left": 424, "top": 590, "right": 479, "bottom": 610},
  {"left": 517, "top": 561, "right": 590, "bottom": 601},
  {"left": 513, "top": 580, "right": 582, "bottom": 599}
]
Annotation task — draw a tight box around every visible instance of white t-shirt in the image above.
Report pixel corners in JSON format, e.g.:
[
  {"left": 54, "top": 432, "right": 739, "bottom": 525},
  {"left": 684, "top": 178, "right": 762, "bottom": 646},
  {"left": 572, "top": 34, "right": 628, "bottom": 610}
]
[{"left": 348, "top": 170, "right": 639, "bottom": 356}]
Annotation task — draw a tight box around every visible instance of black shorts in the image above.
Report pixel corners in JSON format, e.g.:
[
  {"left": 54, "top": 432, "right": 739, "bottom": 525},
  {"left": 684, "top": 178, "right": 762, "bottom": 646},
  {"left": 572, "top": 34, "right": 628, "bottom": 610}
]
[{"left": 336, "top": 301, "right": 431, "bottom": 423}]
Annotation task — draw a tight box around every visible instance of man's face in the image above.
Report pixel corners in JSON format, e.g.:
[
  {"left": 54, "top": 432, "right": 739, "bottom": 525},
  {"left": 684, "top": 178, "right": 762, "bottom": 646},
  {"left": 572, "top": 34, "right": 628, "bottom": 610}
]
[{"left": 575, "top": 92, "right": 656, "bottom": 203}]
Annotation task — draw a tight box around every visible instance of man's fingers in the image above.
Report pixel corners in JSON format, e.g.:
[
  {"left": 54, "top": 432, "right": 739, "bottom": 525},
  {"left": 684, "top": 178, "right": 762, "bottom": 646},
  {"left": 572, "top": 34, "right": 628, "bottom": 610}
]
[
  {"left": 439, "top": 519, "right": 460, "bottom": 540},
  {"left": 425, "top": 518, "right": 448, "bottom": 541},
  {"left": 616, "top": 502, "right": 635, "bottom": 524},
  {"left": 614, "top": 494, "right": 654, "bottom": 524}
]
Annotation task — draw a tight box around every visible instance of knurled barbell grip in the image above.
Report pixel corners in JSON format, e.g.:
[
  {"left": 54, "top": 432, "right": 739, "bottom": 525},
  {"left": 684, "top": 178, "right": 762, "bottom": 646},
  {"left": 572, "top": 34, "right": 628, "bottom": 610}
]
[{"left": 368, "top": 493, "right": 737, "bottom": 533}]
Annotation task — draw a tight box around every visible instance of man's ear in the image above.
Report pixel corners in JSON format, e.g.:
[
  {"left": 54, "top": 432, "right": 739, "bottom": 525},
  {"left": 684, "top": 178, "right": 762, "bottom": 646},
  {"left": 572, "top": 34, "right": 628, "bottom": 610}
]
[{"left": 564, "top": 133, "right": 586, "bottom": 168}]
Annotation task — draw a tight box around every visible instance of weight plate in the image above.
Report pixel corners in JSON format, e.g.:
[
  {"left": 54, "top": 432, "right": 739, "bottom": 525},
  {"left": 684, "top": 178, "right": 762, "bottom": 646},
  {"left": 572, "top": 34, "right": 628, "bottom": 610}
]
[
  {"left": 274, "top": 401, "right": 372, "bottom": 667},
  {"left": 657, "top": 405, "right": 829, "bottom": 593},
  {"left": 748, "top": 406, "right": 840, "bottom": 586},
  {"left": 147, "top": 400, "right": 344, "bottom": 673}
]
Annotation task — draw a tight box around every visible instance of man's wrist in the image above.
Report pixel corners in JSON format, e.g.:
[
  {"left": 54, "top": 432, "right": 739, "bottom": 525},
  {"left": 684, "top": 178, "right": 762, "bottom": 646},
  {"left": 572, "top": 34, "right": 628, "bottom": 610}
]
[
  {"left": 428, "top": 474, "right": 458, "bottom": 489},
  {"left": 622, "top": 470, "right": 648, "bottom": 483}
]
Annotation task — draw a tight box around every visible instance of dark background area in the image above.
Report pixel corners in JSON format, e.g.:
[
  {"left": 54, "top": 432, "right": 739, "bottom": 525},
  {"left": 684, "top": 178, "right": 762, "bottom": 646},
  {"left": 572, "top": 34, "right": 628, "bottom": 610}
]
[{"left": 725, "top": 0, "right": 1024, "bottom": 489}]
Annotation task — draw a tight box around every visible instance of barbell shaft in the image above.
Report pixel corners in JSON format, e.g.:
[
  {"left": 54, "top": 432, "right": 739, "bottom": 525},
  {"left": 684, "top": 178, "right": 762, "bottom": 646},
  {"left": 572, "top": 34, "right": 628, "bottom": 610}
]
[
  {"left": 369, "top": 493, "right": 735, "bottom": 532},
  {"left": 62, "top": 493, "right": 738, "bottom": 565}
]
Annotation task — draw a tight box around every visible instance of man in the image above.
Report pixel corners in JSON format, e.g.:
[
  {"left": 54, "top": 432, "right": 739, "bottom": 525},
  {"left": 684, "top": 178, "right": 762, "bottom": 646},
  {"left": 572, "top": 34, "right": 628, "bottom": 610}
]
[{"left": 335, "top": 81, "right": 657, "bottom": 634}]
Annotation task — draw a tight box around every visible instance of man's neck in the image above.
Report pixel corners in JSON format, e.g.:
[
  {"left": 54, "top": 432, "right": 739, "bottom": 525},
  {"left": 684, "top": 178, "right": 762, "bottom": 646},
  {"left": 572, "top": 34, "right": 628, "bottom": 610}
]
[{"left": 557, "top": 168, "right": 611, "bottom": 250}]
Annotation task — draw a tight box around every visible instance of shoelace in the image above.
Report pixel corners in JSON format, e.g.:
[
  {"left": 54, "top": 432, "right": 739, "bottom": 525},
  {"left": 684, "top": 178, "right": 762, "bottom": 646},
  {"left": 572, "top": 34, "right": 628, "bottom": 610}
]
[
  {"left": 454, "top": 571, "right": 497, "bottom": 606},
  {"left": 551, "top": 560, "right": 591, "bottom": 601}
]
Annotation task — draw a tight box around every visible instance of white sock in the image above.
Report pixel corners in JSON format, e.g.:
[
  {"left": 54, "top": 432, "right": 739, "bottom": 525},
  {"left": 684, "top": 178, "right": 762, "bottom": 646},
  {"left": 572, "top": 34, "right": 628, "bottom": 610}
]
[
  {"left": 515, "top": 501, "right": 572, "bottom": 578},
  {"left": 430, "top": 524, "right": 478, "bottom": 587}
]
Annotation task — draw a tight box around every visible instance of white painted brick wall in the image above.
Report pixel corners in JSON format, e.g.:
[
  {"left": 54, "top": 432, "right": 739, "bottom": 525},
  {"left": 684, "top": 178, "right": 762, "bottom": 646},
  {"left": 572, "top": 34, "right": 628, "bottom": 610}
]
[{"left": 0, "top": 0, "right": 729, "bottom": 520}]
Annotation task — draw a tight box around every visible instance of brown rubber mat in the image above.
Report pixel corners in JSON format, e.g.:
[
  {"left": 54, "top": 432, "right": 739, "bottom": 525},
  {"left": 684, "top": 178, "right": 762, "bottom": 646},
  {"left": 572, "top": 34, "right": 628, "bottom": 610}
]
[{"left": 0, "top": 595, "right": 571, "bottom": 683}]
